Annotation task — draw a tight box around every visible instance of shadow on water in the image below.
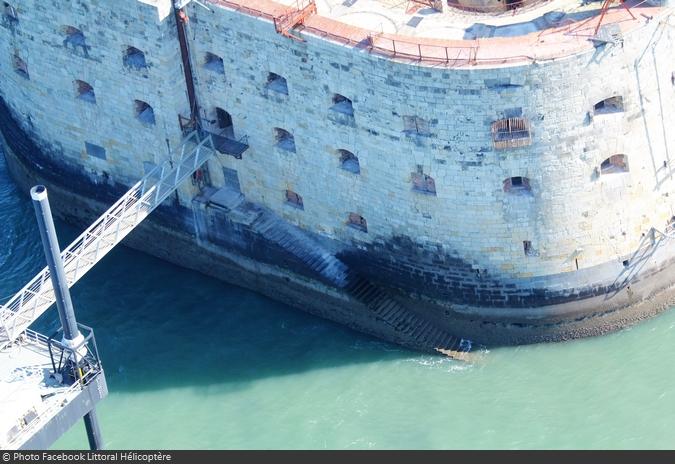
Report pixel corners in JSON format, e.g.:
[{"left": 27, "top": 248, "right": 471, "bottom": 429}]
[
  {"left": 1, "top": 155, "right": 412, "bottom": 394},
  {"left": 56, "top": 244, "right": 412, "bottom": 394}
]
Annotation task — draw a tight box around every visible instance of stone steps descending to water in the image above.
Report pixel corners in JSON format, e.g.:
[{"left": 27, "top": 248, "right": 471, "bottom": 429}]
[
  {"left": 248, "top": 210, "right": 472, "bottom": 359},
  {"left": 345, "top": 274, "right": 469, "bottom": 357},
  {"left": 250, "top": 212, "right": 349, "bottom": 288}
]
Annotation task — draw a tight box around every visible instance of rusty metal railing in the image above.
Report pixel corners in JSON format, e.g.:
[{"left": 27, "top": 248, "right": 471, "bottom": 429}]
[
  {"left": 368, "top": 34, "right": 478, "bottom": 65},
  {"left": 202, "top": 0, "right": 604, "bottom": 67},
  {"left": 274, "top": 0, "right": 317, "bottom": 38},
  {"left": 207, "top": 0, "right": 277, "bottom": 21}
]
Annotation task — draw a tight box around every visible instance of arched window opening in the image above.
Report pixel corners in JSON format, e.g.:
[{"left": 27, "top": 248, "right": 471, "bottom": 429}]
[
  {"left": 331, "top": 94, "right": 354, "bottom": 116},
  {"left": 13, "top": 54, "right": 28, "bottom": 79},
  {"left": 124, "top": 46, "right": 147, "bottom": 69},
  {"left": 63, "top": 26, "right": 87, "bottom": 52},
  {"left": 266, "top": 72, "right": 288, "bottom": 95},
  {"left": 215, "top": 107, "right": 234, "bottom": 138},
  {"left": 134, "top": 100, "right": 156, "bottom": 126},
  {"left": 594, "top": 96, "right": 624, "bottom": 115},
  {"left": 75, "top": 80, "right": 96, "bottom": 103},
  {"left": 491, "top": 118, "right": 532, "bottom": 149},
  {"left": 347, "top": 213, "right": 368, "bottom": 232},
  {"left": 412, "top": 170, "right": 436, "bottom": 196},
  {"left": 285, "top": 189, "right": 304, "bottom": 209},
  {"left": 274, "top": 128, "right": 295, "bottom": 152},
  {"left": 503, "top": 176, "right": 532, "bottom": 194},
  {"left": 600, "top": 154, "right": 629, "bottom": 174},
  {"left": 338, "top": 149, "right": 360, "bottom": 174},
  {"left": 204, "top": 52, "right": 224, "bottom": 74}
]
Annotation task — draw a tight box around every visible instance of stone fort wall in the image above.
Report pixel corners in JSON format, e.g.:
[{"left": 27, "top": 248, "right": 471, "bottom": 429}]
[
  {"left": 187, "top": 1, "right": 675, "bottom": 284},
  {"left": 0, "top": 0, "right": 187, "bottom": 189},
  {"left": 1, "top": 0, "right": 674, "bottom": 291}
]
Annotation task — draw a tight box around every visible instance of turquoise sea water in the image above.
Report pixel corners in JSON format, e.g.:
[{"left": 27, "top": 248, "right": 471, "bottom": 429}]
[{"left": 1, "top": 152, "right": 674, "bottom": 449}]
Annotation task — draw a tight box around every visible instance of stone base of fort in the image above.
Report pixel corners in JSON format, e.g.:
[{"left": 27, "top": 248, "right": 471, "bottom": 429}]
[{"left": 3, "top": 130, "right": 675, "bottom": 351}]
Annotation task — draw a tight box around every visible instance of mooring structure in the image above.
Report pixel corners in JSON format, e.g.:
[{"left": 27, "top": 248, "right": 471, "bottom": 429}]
[{"left": 0, "top": 131, "right": 220, "bottom": 449}]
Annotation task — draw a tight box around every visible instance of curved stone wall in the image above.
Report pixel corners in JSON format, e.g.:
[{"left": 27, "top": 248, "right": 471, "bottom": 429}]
[
  {"left": 0, "top": 0, "right": 187, "bottom": 187},
  {"left": 1, "top": 0, "right": 675, "bottom": 314},
  {"left": 188, "top": 2, "right": 675, "bottom": 286}
]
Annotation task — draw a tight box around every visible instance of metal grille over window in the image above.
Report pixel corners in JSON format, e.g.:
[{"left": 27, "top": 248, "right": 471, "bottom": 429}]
[{"left": 491, "top": 118, "right": 532, "bottom": 149}]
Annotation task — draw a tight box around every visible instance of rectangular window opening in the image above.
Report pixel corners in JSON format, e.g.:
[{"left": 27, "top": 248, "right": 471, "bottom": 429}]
[
  {"left": 85, "top": 142, "right": 106, "bottom": 160},
  {"left": 523, "top": 240, "right": 535, "bottom": 257}
]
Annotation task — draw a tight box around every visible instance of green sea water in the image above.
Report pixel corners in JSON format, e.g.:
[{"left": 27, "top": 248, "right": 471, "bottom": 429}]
[{"left": 1, "top": 152, "right": 674, "bottom": 449}]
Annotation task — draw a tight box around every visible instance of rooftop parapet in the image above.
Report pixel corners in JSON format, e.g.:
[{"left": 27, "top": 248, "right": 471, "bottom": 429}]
[{"left": 204, "top": 0, "right": 672, "bottom": 67}]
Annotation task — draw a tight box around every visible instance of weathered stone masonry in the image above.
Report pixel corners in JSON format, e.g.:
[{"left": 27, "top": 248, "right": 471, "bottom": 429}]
[
  {"left": 187, "top": 2, "right": 675, "bottom": 301},
  {"left": 2, "top": 0, "right": 675, "bottom": 346}
]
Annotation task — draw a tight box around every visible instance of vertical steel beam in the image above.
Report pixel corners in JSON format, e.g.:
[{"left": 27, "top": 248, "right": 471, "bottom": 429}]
[
  {"left": 30, "top": 185, "right": 105, "bottom": 451},
  {"left": 31, "top": 185, "right": 81, "bottom": 342},
  {"left": 84, "top": 409, "right": 105, "bottom": 450}
]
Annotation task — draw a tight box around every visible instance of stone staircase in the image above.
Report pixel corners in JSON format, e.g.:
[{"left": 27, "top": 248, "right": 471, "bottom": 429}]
[
  {"left": 345, "top": 274, "right": 472, "bottom": 359},
  {"left": 249, "top": 210, "right": 473, "bottom": 360},
  {"left": 251, "top": 213, "right": 350, "bottom": 288}
]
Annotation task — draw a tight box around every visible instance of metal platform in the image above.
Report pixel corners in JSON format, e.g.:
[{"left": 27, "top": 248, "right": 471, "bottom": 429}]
[
  {"left": 0, "top": 328, "right": 107, "bottom": 450},
  {"left": 209, "top": 132, "right": 249, "bottom": 159},
  {"left": 0, "top": 128, "right": 224, "bottom": 449}
]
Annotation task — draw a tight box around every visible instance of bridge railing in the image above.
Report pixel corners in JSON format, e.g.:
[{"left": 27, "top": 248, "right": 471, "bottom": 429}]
[
  {"left": 3, "top": 327, "right": 104, "bottom": 449},
  {"left": 0, "top": 131, "right": 216, "bottom": 350}
]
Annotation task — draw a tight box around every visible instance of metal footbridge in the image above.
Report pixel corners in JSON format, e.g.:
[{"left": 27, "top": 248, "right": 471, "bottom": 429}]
[{"left": 0, "top": 131, "right": 217, "bottom": 351}]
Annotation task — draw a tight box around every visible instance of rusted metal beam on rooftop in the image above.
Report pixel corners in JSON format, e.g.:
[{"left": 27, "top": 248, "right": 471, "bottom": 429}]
[{"left": 274, "top": 0, "right": 317, "bottom": 41}]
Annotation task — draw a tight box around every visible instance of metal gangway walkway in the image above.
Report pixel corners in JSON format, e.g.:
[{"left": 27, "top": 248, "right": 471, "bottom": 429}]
[{"left": 0, "top": 131, "right": 216, "bottom": 350}]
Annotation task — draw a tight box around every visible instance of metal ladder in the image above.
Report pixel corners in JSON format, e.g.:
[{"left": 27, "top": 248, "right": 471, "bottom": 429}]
[{"left": 0, "top": 131, "right": 216, "bottom": 350}]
